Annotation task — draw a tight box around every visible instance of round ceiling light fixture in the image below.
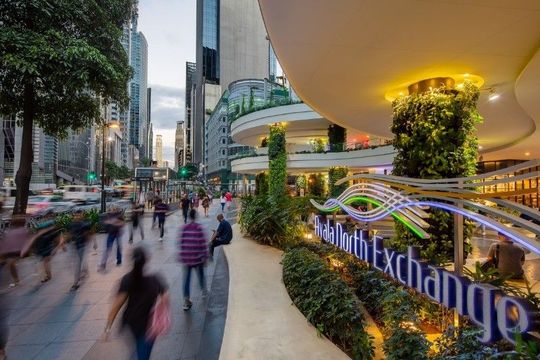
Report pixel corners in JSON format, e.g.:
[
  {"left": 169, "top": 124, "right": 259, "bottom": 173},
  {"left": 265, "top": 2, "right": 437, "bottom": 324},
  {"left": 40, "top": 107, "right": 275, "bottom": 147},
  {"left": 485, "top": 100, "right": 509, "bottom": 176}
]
[{"left": 384, "top": 73, "right": 485, "bottom": 102}]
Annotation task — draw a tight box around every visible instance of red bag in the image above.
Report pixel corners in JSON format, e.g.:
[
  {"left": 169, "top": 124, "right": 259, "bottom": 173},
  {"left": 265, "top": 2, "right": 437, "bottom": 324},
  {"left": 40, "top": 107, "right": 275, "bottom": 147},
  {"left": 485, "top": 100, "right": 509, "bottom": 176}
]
[{"left": 146, "top": 296, "right": 171, "bottom": 341}]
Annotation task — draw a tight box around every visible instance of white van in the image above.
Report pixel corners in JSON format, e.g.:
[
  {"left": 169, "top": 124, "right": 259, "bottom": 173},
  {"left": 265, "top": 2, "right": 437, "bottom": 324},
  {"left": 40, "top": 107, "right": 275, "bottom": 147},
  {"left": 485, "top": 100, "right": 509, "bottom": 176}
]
[{"left": 60, "top": 185, "right": 101, "bottom": 203}]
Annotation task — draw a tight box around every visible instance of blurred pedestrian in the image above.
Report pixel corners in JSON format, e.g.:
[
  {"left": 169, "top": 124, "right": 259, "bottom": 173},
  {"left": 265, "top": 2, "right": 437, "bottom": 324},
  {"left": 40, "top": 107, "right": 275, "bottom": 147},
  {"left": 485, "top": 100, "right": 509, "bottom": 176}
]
[
  {"left": 145, "top": 189, "right": 155, "bottom": 209},
  {"left": 193, "top": 194, "right": 200, "bottom": 210},
  {"left": 103, "top": 247, "right": 169, "bottom": 360},
  {"left": 98, "top": 210, "right": 125, "bottom": 271},
  {"left": 180, "top": 194, "right": 190, "bottom": 223},
  {"left": 486, "top": 232, "right": 529, "bottom": 279},
  {"left": 34, "top": 211, "right": 61, "bottom": 283},
  {"left": 129, "top": 202, "right": 144, "bottom": 244},
  {"left": 210, "top": 214, "right": 233, "bottom": 258},
  {"left": 62, "top": 210, "right": 92, "bottom": 290},
  {"left": 154, "top": 199, "right": 169, "bottom": 241},
  {"left": 0, "top": 215, "right": 28, "bottom": 287},
  {"left": 225, "top": 191, "right": 232, "bottom": 210},
  {"left": 202, "top": 196, "right": 210, "bottom": 217},
  {"left": 179, "top": 209, "right": 208, "bottom": 310},
  {"left": 220, "top": 192, "right": 226, "bottom": 212}
]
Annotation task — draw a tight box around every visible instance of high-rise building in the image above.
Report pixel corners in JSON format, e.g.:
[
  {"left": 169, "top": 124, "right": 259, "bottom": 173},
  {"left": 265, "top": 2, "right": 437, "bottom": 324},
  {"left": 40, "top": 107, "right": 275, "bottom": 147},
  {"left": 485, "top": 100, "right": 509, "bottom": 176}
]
[
  {"left": 57, "top": 128, "right": 96, "bottom": 184},
  {"left": 184, "top": 62, "right": 196, "bottom": 164},
  {"left": 155, "top": 135, "right": 163, "bottom": 167},
  {"left": 146, "top": 87, "right": 152, "bottom": 160},
  {"left": 129, "top": 11, "right": 148, "bottom": 160},
  {"left": 175, "top": 121, "right": 185, "bottom": 170},
  {"left": 192, "top": 0, "right": 270, "bottom": 165},
  {"left": 148, "top": 123, "right": 153, "bottom": 161}
]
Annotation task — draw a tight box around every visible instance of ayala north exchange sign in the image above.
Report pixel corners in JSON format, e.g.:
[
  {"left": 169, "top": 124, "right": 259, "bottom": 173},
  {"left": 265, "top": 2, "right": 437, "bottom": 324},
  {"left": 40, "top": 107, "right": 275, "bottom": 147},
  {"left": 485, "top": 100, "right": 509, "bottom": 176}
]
[{"left": 315, "top": 216, "right": 539, "bottom": 344}]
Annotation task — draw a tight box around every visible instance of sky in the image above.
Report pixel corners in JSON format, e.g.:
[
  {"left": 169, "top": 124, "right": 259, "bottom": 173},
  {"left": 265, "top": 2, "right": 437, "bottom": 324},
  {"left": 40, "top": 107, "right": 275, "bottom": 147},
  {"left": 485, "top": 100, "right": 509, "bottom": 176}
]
[{"left": 138, "top": 0, "right": 196, "bottom": 165}]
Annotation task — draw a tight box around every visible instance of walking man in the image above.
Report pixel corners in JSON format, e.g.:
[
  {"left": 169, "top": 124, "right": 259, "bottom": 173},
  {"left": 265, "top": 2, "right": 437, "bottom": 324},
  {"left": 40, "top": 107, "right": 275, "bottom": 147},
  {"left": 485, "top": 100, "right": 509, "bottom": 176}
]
[
  {"left": 98, "top": 210, "right": 125, "bottom": 271},
  {"left": 180, "top": 194, "right": 191, "bottom": 223},
  {"left": 210, "top": 214, "right": 233, "bottom": 257},
  {"left": 179, "top": 209, "right": 208, "bottom": 310},
  {"left": 146, "top": 189, "right": 155, "bottom": 209},
  {"left": 154, "top": 199, "right": 169, "bottom": 241},
  {"left": 129, "top": 201, "right": 144, "bottom": 243},
  {"left": 63, "top": 210, "right": 92, "bottom": 290}
]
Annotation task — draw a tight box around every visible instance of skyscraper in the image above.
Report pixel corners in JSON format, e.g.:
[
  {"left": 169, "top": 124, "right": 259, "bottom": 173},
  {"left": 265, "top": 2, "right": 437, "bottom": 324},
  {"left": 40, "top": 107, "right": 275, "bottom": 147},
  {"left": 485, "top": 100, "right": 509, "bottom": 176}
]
[
  {"left": 129, "top": 12, "right": 148, "bottom": 161},
  {"left": 192, "top": 0, "right": 270, "bottom": 165},
  {"left": 146, "top": 87, "right": 152, "bottom": 159},
  {"left": 184, "top": 62, "right": 196, "bottom": 164},
  {"left": 175, "top": 121, "right": 185, "bottom": 170},
  {"left": 155, "top": 135, "right": 163, "bottom": 167}
]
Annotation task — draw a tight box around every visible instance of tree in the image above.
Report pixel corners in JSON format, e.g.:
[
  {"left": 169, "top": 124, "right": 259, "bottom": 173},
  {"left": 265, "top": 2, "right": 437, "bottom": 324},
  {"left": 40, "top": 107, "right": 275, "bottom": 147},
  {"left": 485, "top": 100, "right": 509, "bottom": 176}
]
[
  {"left": 139, "top": 157, "right": 152, "bottom": 167},
  {"left": 0, "top": 0, "right": 134, "bottom": 214}
]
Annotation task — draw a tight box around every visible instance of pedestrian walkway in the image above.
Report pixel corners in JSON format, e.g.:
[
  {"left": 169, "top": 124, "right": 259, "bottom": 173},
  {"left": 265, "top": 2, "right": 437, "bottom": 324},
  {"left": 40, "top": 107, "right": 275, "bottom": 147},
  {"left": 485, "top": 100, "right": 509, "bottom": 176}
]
[
  {"left": 219, "top": 224, "right": 349, "bottom": 360},
  {"left": 1, "top": 202, "right": 229, "bottom": 360}
]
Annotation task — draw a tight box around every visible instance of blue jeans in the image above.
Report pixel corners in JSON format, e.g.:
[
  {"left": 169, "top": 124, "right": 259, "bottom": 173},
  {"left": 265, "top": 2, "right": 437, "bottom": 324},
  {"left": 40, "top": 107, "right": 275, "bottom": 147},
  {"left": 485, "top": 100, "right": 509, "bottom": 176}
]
[
  {"left": 183, "top": 264, "right": 205, "bottom": 299},
  {"left": 135, "top": 334, "right": 154, "bottom": 360},
  {"left": 100, "top": 231, "right": 121, "bottom": 267}
]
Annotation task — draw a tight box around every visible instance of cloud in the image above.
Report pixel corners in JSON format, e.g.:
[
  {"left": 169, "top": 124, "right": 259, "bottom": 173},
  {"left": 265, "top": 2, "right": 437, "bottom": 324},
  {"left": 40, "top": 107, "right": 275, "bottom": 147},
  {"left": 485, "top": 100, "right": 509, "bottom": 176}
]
[{"left": 150, "top": 84, "right": 185, "bottom": 129}]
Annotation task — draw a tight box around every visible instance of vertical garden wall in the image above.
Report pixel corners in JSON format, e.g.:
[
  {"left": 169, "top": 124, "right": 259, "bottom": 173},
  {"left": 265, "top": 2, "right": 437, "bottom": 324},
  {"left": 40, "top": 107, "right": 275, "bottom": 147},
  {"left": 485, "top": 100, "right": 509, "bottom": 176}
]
[
  {"left": 328, "top": 124, "right": 347, "bottom": 152},
  {"left": 390, "top": 81, "right": 482, "bottom": 264},
  {"left": 268, "top": 123, "right": 287, "bottom": 198},
  {"left": 328, "top": 167, "right": 349, "bottom": 197}
]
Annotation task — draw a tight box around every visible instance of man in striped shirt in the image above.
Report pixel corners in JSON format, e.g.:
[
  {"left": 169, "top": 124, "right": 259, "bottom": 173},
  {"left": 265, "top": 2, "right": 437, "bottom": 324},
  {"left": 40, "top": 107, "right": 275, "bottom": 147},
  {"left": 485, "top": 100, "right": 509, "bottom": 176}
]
[{"left": 178, "top": 209, "right": 209, "bottom": 310}]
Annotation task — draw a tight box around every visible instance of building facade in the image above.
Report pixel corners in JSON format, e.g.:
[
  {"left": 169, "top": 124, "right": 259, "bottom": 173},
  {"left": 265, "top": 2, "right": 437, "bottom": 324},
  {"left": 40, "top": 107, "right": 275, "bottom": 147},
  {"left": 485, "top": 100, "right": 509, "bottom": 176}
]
[
  {"left": 155, "top": 134, "right": 163, "bottom": 167},
  {"left": 192, "top": 0, "right": 271, "bottom": 166},
  {"left": 175, "top": 121, "right": 185, "bottom": 170},
  {"left": 184, "top": 62, "right": 196, "bottom": 164},
  {"left": 129, "top": 23, "right": 148, "bottom": 159}
]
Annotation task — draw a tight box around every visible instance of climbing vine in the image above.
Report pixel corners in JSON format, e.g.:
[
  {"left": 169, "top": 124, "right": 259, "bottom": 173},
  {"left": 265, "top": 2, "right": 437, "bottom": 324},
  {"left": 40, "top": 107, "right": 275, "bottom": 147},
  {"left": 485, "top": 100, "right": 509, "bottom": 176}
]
[{"left": 390, "top": 81, "right": 482, "bottom": 264}]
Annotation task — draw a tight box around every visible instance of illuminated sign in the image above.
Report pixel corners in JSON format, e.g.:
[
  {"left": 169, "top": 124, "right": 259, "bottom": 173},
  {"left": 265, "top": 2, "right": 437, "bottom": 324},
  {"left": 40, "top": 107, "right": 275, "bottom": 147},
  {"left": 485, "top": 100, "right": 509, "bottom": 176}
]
[{"left": 315, "top": 216, "right": 539, "bottom": 344}]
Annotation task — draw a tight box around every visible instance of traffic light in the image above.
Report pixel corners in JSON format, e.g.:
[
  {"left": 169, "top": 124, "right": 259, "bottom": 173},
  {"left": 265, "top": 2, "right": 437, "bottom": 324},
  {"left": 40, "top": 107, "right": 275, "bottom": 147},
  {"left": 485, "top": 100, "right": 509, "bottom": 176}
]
[
  {"left": 179, "top": 167, "right": 188, "bottom": 178},
  {"left": 87, "top": 171, "right": 97, "bottom": 181}
]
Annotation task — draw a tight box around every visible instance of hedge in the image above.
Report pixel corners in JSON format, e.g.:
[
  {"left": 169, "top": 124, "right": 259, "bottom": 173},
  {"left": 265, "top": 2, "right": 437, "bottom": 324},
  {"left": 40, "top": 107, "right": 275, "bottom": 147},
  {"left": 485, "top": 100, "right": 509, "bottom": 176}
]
[{"left": 282, "top": 247, "right": 374, "bottom": 360}]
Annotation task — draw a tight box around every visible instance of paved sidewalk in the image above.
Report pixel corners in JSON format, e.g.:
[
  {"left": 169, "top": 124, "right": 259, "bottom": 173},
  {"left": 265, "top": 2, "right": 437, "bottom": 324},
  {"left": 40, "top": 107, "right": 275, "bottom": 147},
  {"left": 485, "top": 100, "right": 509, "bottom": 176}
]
[
  {"left": 1, "top": 202, "right": 229, "bottom": 360},
  {"left": 220, "top": 224, "right": 349, "bottom": 360}
]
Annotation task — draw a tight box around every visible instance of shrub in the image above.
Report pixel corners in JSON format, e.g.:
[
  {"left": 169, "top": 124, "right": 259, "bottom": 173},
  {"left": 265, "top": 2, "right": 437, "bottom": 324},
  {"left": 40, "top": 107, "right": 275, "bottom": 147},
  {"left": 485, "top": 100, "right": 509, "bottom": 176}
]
[
  {"left": 239, "top": 195, "right": 304, "bottom": 249},
  {"left": 282, "top": 248, "right": 374, "bottom": 359}
]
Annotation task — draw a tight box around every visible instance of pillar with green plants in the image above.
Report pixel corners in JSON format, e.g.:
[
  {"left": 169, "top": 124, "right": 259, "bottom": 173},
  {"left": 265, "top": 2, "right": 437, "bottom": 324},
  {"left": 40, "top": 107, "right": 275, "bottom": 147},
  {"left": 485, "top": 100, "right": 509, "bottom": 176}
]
[
  {"left": 268, "top": 123, "right": 287, "bottom": 199},
  {"left": 328, "top": 167, "right": 349, "bottom": 197},
  {"left": 390, "top": 81, "right": 481, "bottom": 264},
  {"left": 328, "top": 124, "right": 347, "bottom": 152}
]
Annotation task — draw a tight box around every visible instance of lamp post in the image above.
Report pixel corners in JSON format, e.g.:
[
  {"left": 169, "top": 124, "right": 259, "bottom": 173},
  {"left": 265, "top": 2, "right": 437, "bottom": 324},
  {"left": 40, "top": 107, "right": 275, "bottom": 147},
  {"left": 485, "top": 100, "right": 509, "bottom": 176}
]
[{"left": 100, "top": 121, "right": 120, "bottom": 213}]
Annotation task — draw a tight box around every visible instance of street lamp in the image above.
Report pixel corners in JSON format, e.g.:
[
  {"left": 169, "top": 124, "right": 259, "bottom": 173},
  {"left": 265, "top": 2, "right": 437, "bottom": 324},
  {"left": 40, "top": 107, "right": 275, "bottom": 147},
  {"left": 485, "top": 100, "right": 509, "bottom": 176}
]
[{"left": 100, "top": 121, "right": 120, "bottom": 213}]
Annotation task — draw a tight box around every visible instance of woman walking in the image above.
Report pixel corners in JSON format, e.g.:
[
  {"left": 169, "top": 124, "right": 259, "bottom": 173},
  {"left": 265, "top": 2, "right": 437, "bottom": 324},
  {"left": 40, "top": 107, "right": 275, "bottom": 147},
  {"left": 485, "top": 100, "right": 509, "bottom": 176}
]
[
  {"left": 202, "top": 195, "right": 210, "bottom": 217},
  {"left": 103, "top": 247, "right": 169, "bottom": 360},
  {"left": 179, "top": 209, "right": 208, "bottom": 310}
]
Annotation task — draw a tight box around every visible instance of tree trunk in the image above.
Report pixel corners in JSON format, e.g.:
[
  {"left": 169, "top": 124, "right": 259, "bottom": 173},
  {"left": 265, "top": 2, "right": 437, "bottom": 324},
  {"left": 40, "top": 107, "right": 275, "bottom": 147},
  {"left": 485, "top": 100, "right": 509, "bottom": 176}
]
[{"left": 14, "top": 83, "right": 35, "bottom": 215}]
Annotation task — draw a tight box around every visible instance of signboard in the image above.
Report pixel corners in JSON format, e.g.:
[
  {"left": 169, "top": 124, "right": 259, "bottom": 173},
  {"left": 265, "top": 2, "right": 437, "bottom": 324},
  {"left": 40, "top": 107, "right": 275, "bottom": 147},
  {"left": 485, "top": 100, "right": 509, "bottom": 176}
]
[
  {"left": 315, "top": 216, "right": 539, "bottom": 344},
  {"left": 134, "top": 168, "right": 154, "bottom": 179}
]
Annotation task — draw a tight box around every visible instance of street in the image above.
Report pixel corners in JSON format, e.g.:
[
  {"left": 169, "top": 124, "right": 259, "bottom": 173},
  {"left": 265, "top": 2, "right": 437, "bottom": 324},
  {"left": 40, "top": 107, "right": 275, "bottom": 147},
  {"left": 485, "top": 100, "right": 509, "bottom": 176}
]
[{"left": 1, "top": 202, "right": 230, "bottom": 360}]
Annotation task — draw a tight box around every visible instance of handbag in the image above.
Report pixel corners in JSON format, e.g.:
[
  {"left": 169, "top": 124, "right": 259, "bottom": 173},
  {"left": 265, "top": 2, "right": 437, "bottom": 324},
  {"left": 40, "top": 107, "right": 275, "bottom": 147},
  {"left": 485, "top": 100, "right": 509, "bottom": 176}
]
[
  {"left": 481, "top": 244, "right": 499, "bottom": 272},
  {"left": 146, "top": 295, "right": 171, "bottom": 341}
]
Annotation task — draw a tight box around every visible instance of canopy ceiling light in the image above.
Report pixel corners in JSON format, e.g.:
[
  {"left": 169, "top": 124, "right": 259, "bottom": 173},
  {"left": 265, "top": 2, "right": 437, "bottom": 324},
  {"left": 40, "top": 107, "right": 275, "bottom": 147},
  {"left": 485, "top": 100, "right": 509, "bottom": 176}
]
[{"left": 384, "top": 73, "right": 485, "bottom": 102}]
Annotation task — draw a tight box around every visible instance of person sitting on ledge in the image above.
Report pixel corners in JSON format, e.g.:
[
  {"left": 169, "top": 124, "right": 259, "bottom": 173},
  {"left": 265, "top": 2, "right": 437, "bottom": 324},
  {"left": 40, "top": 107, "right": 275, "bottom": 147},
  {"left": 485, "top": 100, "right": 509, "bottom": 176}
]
[
  {"left": 210, "top": 214, "right": 233, "bottom": 258},
  {"left": 487, "top": 232, "right": 529, "bottom": 279}
]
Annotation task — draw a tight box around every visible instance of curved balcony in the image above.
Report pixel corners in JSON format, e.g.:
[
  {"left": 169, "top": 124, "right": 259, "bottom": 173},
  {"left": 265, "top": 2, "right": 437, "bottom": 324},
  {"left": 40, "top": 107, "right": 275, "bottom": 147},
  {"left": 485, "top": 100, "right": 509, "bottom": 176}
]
[
  {"left": 231, "top": 103, "right": 332, "bottom": 146},
  {"left": 231, "top": 145, "right": 396, "bottom": 174}
]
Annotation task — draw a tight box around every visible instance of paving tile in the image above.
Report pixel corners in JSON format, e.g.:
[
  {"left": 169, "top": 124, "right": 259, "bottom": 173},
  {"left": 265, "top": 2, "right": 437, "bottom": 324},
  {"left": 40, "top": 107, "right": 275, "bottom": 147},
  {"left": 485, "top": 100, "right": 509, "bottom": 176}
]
[
  {"left": 37, "top": 340, "right": 95, "bottom": 360},
  {"left": 5, "top": 344, "right": 45, "bottom": 360},
  {"left": 9, "top": 321, "right": 73, "bottom": 345},
  {"left": 151, "top": 332, "right": 186, "bottom": 360},
  {"left": 180, "top": 331, "right": 202, "bottom": 358},
  {"left": 55, "top": 319, "right": 107, "bottom": 342}
]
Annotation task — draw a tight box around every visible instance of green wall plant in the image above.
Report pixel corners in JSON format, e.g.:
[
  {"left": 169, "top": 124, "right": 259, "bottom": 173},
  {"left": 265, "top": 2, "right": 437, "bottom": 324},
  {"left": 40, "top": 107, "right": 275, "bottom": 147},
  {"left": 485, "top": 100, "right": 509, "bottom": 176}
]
[
  {"left": 328, "top": 124, "right": 347, "bottom": 152},
  {"left": 308, "top": 173, "right": 325, "bottom": 197},
  {"left": 390, "top": 81, "right": 482, "bottom": 264},
  {"left": 268, "top": 123, "right": 287, "bottom": 199},
  {"left": 255, "top": 172, "right": 268, "bottom": 196},
  {"left": 328, "top": 167, "right": 349, "bottom": 197}
]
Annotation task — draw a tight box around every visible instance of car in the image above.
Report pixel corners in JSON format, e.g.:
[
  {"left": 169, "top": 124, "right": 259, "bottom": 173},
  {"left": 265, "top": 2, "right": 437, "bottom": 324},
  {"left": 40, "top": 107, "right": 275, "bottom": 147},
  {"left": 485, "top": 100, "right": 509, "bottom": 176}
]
[
  {"left": 59, "top": 185, "right": 101, "bottom": 203},
  {"left": 27, "top": 195, "right": 75, "bottom": 215}
]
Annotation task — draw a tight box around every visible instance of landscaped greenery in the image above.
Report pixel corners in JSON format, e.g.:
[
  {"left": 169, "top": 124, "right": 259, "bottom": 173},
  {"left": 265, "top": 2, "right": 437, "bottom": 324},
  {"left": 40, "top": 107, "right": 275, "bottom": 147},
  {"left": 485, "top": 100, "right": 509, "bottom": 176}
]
[
  {"left": 390, "top": 81, "right": 482, "bottom": 264},
  {"left": 328, "top": 124, "right": 347, "bottom": 152},
  {"left": 268, "top": 124, "right": 287, "bottom": 199},
  {"left": 238, "top": 195, "right": 304, "bottom": 249},
  {"left": 282, "top": 247, "right": 374, "bottom": 360},
  {"left": 255, "top": 172, "right": 268, "bottom": 196},
  {"left": 308, "top": 173, "right": 325, "bottom": 197},
  {"left": 328, "top": 167, "right": 349, "bottom": 197}
]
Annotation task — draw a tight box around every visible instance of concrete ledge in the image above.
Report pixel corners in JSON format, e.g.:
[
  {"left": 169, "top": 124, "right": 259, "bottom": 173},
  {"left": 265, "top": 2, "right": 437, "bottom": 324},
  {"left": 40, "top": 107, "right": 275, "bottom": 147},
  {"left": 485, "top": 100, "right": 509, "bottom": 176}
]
[{"left": 219, "top": 225, "right": 350, "bottom": 360}]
